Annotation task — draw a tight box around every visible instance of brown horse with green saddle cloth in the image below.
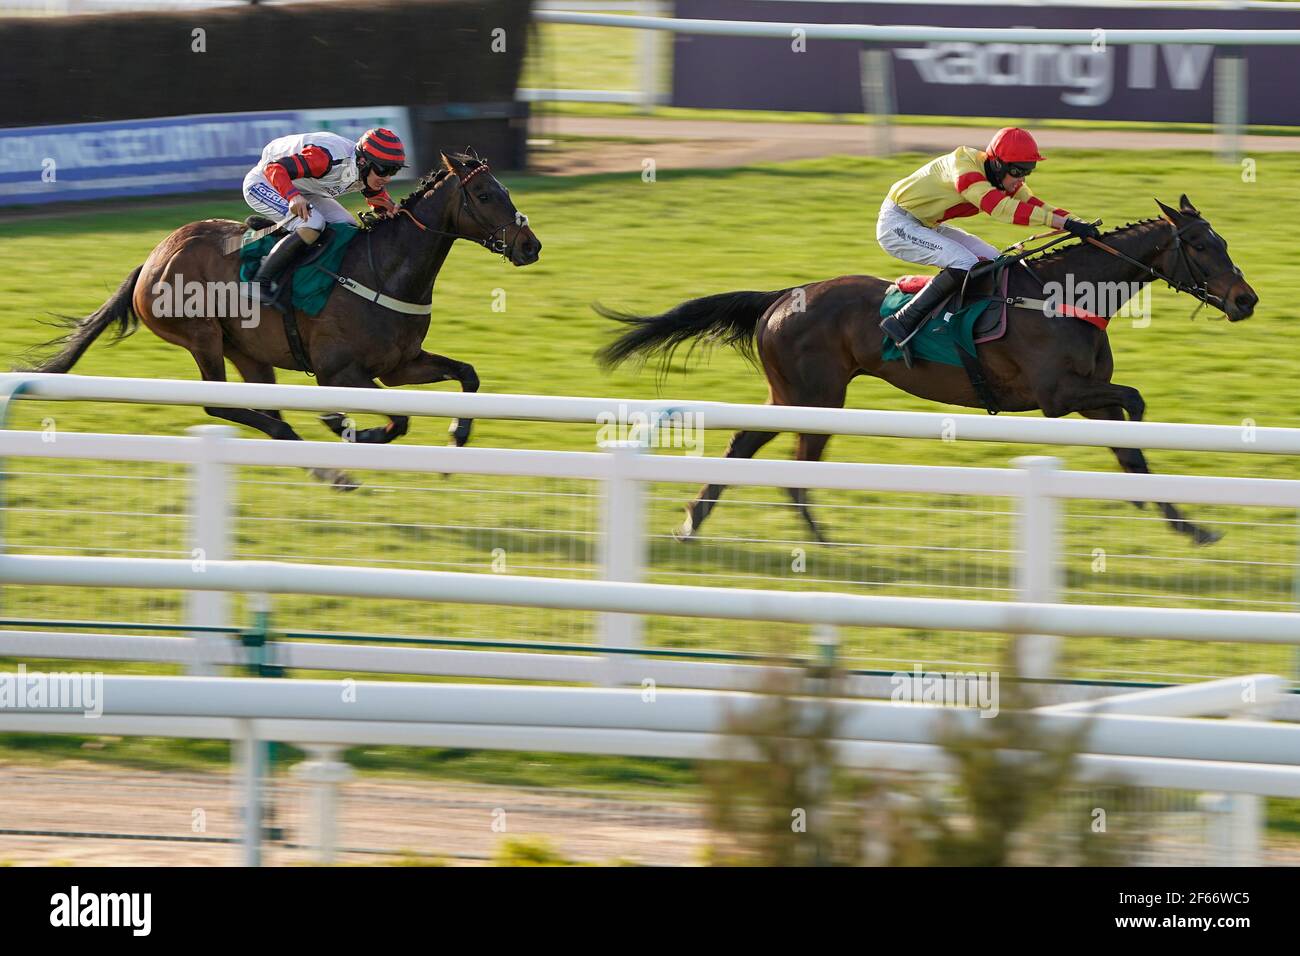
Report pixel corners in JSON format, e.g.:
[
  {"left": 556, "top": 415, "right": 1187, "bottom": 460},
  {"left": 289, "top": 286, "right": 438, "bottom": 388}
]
[
  {"left": 598, "top": 195, "right": 1258, "bottom": 546},
  {"left": 22, "top": 152, "right": 541, "bottom": 487}
]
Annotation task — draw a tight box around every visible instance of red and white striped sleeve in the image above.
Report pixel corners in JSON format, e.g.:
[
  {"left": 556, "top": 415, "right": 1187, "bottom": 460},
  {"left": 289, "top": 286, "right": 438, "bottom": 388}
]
[
  {"left": 952, "top": 151, "right": 1059, "bottom": 228},
  {"left": 263, "top": 145, "right": 334, "bottom": 201},
  {"left": 1011, "top": 182, "right": 1070, "bottom": 227}
]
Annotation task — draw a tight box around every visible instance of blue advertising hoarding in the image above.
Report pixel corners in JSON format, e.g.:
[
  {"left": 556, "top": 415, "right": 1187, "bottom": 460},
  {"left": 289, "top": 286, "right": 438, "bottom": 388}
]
[{"left": 0, "top": 106, "right": 416, "bottom": 207}]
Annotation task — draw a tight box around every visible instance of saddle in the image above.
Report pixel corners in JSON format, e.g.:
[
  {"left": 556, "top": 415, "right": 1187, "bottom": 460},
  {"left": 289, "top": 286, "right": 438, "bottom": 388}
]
[
  {"left": 879, "top": 260, "right": 1014, "bottom": 415},
  {"left": 243, "top": 213, "right": 287, "bottom": 238},
  {"left": 881, "top": 260, "right": 1009, "bottom": 346},
  {"left": 235, "top": 223, "right": 361, "bottom": 376},
  {"left": 236, "top": 223, "right": 359, "bottom": 316}
]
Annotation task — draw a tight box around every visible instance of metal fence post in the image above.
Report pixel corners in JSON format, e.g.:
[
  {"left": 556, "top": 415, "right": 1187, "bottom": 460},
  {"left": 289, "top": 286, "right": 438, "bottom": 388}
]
[
  {"left": 240, "top": 592, "right": 284, "bottom": 844},
  {"left": 293, "top": 745, "right": 353, "bottom": 865},
  {"left": 1200, "top": 791, "right": 1260, "bottom": 866},
  {"left": 638, "top": 1, "right": 662, "bottom": 112},
  {"left": 859, "top": 46, "right": 896, "bottom": 156},
  {"left": 1013, "top": 456, "right": 1062, "bottom": 679},
  {"left": 1202, "top": 677, "right": 1269, "bottom": 866},
  {"left": 238, "top": 718, "right": 263, "bottom": 867},
  {"left": 187, "top": 425, "right": 235, "bottom": 675},
  {"left": 240, "top": 591, "right": 280, "bottom": 678},
  {"left": 599, "top": 440, "right": 646, "bottom": 686},
  {"left": 813, "top": 623, "right": 839, "bottom": 671},
  {"left": 0, "top": 377, "right": 37, "bottom": 613},
  {"left": 1214, "top": 47, "right": 1247, "bottom": 164},
  {"left": 1291, "top": 508, "right": 1300, "bottom": 683}
]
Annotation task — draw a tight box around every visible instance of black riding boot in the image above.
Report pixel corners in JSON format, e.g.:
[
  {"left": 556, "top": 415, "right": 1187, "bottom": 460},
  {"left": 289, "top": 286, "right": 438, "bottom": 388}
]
[
  {"left": 251, "top": 231, "right": 311, "bottom": 305},
  {"left": 879, "top": 267, "right": 966, "bottom": 368}
]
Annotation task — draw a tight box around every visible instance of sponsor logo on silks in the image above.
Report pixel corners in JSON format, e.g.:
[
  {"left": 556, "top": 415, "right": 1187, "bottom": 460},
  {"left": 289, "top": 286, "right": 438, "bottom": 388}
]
[
  {"left": 49, "top": 886, "right": 151, "bottom": 936},
  {"left": 251, "top": 182, "right": 289, "bottom": 213}
]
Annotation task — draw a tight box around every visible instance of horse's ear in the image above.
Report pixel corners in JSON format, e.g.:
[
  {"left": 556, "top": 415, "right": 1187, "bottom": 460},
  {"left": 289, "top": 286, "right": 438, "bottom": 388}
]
[
  {"left": 441, "top": 151, "right": 464, "bottom": 176},
  {"left": 1155, "top": 198, "right": 1182, "bottom": 223},
  {"left": 1178, "top": 193, "right": 1201, "bottom": 217}
]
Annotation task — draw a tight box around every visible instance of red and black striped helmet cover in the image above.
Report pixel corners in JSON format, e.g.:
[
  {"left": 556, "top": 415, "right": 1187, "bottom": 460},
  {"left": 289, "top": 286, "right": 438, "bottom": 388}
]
[{"left": 357, "top": 127, "right": 406, "bottom": 166}]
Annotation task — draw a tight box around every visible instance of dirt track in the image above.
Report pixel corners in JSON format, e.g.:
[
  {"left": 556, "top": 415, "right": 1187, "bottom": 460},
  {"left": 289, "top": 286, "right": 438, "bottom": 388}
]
[
  {"left": 2, "top": 114, "right": 1287, "bottom": 222},
  {"left": 0, "top": 762, "right": 708, "bottom": 866},
  {"left": 528, "top": 116, "right": 1300, "bottom": 176}
]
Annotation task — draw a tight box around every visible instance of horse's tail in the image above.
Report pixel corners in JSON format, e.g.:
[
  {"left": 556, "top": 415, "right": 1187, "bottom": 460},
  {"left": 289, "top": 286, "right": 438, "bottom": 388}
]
[
  {"left": 19, "top": 265, "right": 143, "bottom": 373},
  {"left": 595, "top": 288, "right": 792, "bottom": 373}
]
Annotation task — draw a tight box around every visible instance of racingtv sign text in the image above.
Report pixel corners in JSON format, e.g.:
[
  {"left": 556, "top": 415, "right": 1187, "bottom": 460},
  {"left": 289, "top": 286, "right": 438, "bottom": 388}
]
[{"left": 672, "top": 0, "right": 1300, "bottom": 124}]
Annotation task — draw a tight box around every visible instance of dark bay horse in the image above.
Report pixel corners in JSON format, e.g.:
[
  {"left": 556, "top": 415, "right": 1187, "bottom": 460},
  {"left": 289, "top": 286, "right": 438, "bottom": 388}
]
[
  {"left": 23, "top": 152, "right": 540, "bottom": 485},
  {"left": 598, "top": 196, "right": 1257, "bottom": 545}
]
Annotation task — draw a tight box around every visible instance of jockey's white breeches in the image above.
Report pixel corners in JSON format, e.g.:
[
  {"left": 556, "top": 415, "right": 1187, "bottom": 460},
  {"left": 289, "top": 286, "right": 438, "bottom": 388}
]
[
  {"left": 242, "top": 169, "right": 355, "bottom": 233},
  {"left": 876, "top": 200, "right": 998, "bottom": 271}
]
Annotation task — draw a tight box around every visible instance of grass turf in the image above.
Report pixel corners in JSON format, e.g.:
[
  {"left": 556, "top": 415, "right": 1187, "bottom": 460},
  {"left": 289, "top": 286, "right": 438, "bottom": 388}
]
[{"left": 0, "top": 150, "right": 1297, "bottom": 798}]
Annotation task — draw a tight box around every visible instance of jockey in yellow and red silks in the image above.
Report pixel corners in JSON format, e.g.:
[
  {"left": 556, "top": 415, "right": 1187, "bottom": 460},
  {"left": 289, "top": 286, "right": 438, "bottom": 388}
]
[{"left": 877, "top": 127, "right": 1099, "bottom": 363}]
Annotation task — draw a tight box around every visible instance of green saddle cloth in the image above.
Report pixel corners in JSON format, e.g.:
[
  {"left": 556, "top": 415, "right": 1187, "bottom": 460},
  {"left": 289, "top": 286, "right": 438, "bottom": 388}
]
[
  {"left": 237, "top": 223, "right": 359, "bottom": 316},
  {"left": 880, "top": 293, "right": 1000, "bottom": 368},
  {"left": 881, "top": 256, "right": 1017, "bottom": 368}
]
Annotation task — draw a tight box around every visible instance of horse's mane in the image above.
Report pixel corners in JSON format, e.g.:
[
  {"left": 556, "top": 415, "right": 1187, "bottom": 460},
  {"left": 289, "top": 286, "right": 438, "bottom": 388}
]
[
  {"left": 357, "top": 152, "right": 487, "bottom": 230},
  {"left": 1025, "top": 216, "right": 1170, "bottom": 267}
]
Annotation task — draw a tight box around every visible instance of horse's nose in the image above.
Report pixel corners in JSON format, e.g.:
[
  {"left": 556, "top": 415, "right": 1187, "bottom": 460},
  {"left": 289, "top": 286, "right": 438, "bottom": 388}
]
[
  {"left": 1235, "top": 290, "right": 1258, "bottom": 313},
  {"left": 521, "top": 237, "right": 541, "bottom": 258}
]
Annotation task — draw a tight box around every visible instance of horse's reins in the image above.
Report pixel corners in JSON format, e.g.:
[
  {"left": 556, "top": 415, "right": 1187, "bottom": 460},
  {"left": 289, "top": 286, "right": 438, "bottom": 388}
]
[
  {"left": 1001, "top": 225, "right": 1080, "bottom": 260},
  {"left": 998, "top": 218, "right": 1233, "bottom": 322},
  {"left": 391, "top": 163, "right": 525, "bottom": 258},
  {"left": 316, "top": 162, "right": 528, "bottom": 316},
  {"left": 1083, "top": 219, "right": 1233, "bottom": 315}
]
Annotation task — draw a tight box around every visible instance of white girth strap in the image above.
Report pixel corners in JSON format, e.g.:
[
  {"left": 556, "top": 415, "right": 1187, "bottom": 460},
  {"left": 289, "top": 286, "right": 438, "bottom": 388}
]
[{"left": 328, "top": 273, "right": 430, "bottom": 315}]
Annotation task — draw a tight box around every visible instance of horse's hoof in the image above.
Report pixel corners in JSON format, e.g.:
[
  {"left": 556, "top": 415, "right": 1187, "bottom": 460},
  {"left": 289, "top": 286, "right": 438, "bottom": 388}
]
[
  {"left": 448, "top": 418, "right": 473, "bottom": 448},
  {"left": 1191, "top": 526, "right": 1223, "bottom": 546},
  {"left": 672, "top": 520, "right": 696, "bottom": 543},
  {"left": 310, "top": 467, "right": 361, "bottom": 491}
]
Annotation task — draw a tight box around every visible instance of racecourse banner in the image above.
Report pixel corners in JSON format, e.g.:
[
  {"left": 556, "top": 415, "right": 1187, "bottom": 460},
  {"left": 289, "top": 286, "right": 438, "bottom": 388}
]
[
  {"left": 0, "top": 107, "right": 415, "bottom": 207},
  {"left": 672, "top": 0, "right": 1300, "bottom": 124}
]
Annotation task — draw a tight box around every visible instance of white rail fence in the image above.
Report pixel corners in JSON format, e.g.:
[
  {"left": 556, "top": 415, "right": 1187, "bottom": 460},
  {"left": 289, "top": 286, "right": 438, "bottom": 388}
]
[
  {"left": 1, "top": 373, "right": 1299, "bottom": 690},
  {"left": 1, "top": 374, "right": 1298, "bottom": 864},
  {"left": 537, "top": 9, "right": 1300, "bottom": 43},
  {"left": 7, "top": 372, "right": 1300, "bottom": 452},
  {"left": 0, "top": 673, "right": 1293, "bottom": 864}
]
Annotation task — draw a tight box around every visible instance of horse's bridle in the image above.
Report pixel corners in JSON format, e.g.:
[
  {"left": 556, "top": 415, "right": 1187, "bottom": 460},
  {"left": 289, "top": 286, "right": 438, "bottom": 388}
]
[
  {"left": 1085, "top": 218, "right": 1238, "bottom": 314},
  {"left": 356, "top": 162, "right": 526, "bottom": 313},
  {"left": 392, "top": 163, "right": 524, "bottom": 258}
]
